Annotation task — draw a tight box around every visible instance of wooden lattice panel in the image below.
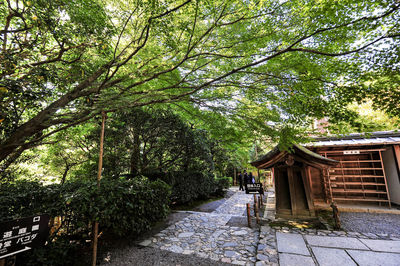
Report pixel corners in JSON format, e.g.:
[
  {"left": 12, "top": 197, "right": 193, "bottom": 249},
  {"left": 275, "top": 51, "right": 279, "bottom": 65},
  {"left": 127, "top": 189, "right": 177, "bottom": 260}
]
[{"left": 319, "top": 149, "right": 391, "bottom": 207}]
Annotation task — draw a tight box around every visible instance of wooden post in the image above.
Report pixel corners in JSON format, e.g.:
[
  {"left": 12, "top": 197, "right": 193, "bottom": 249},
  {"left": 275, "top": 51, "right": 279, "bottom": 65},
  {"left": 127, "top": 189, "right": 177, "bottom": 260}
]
[
  {"left": 260, "top": 194, "right": 263, "bottom": 206},
  {"left": 288, "top": 167, "right": 298, "bottom": 217},
  {"left": 246, "top": 203, "right": 251, "bottom": 228},
  {"left": 331, "top": 201, "right": 341, "bottom": 230},
  {"left": 253, "top": 194, "right": 257, "bottom": 204},
  {"left": 255, "top": 201, "right": 260, "bottom": 224},
  {"left": 0, "top": 256, "right": 16, "bottom": 266},
  {"left": 92, "top": 111, "right": 107, "bottom": 266},
  {"left": 233, "top": 168, "right": 237, "bottom": 186}
]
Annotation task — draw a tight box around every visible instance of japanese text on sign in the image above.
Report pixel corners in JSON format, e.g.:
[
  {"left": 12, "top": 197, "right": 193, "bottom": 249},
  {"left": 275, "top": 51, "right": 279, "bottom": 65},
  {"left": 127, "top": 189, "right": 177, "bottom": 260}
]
[{"left": 0, "top": 214, "right": 49, "bottom": 259}]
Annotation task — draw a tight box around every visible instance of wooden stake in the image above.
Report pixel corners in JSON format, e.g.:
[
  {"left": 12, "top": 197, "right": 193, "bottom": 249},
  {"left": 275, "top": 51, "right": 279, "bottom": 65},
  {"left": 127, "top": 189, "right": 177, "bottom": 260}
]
[
  {"left": 255, "top": 201, "right": 260, "bottom": 224},
  {"left": 92, "top": 111, "right": 107, "bottom": 266},
  {"left": 330, "top": 201, "right": 341, "bottom": 230},
  {"left": 246, "top": 203, "right": 251, "bottom": 228}
]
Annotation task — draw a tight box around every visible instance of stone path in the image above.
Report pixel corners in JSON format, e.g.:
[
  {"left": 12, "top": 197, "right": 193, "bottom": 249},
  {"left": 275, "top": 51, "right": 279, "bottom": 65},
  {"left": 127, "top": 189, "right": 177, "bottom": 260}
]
[
  {"left": 266, "top": 192, "right": 400, "bottom": 266},
  {"left": 141, "top": 190, "right": 266, "bottom": 265},
  {"left": 275, "top": 231, "right": 400, "bottom": 266},
  {"left": 139, "top": 189, "right": 400, "bottom": 265}
]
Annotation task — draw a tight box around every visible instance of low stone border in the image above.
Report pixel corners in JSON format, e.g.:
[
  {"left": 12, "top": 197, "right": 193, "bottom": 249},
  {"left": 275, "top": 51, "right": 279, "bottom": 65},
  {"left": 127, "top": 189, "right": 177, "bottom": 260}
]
[
  {"left": 264, "top": 190, "right": 400, "bottom": 241},
  {"left": 272, "top": 227, "right": 400, "bottom": 240}
]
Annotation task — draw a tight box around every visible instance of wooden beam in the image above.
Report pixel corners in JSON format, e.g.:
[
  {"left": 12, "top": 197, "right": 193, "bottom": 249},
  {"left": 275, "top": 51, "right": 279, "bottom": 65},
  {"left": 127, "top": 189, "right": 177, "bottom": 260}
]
[
  {"left": 257, "top": 151, "right": 287, "bottom": 169},
  {"left": 301, "top": 166, "right": 315, "bottom": 215},
  {"left": 292, "top": 154, "right": 337, "bottom": 169},
  {"left": 379, "top": 150, "right": 391, "bottom": 208},
  {"left": 393, "top": 145, "right": 400, "bottom": 174},
  {"left": 322, "top": 168, "right": 332, "bottom": 203},
  {"left": 329, "top": 175, "right": 385, "bottom": 178},
  {"left": 316, "top": 148, "right": 387, "bottom": 154},
  {"left": 287, "top": 167, "right": 297, "bottom": 216}
]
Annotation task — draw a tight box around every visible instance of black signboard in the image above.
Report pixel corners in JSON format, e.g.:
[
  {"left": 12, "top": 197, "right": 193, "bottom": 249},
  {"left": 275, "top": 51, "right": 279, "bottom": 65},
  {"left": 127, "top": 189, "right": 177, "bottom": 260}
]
[
  {"left": 0, "top": 215, "right": 50, "bottom": 259},
  {"left": 245, "top": 183, "right": 264, "bottom": 194}
]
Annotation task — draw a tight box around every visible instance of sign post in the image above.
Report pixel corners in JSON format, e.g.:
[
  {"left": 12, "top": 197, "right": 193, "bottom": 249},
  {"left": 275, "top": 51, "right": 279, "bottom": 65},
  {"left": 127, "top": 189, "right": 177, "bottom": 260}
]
[
  {"left": 0, "top": 215, "right": 50, "bottom": 262},
  {"left": 92, "top": 111, "right": 107, "bottom": 266}
]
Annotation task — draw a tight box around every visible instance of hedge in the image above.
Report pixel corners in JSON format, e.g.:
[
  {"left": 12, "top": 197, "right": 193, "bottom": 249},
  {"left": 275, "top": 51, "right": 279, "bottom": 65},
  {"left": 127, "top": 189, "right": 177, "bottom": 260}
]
[
  {"left": 142, "top": 171, "right": 229, "bottom": 204},
  {"left": 0, "top": 177, "right": 171, "bottom": 265}
]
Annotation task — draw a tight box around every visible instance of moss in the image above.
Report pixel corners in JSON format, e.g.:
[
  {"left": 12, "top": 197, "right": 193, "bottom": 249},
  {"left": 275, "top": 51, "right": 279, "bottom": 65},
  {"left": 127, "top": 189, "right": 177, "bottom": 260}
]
[
  {"left": 269, "top": 219, "right": 326, "bottom": 230},
  {"left": 316, "top": 210, "right": 338, "bottom": 229}
]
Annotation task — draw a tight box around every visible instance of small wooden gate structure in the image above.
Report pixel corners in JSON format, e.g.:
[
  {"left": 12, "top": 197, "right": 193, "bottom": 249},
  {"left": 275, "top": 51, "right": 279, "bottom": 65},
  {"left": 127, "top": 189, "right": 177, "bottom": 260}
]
[{"left": 251, "top": 145, "right": 338, "bottom": 219}]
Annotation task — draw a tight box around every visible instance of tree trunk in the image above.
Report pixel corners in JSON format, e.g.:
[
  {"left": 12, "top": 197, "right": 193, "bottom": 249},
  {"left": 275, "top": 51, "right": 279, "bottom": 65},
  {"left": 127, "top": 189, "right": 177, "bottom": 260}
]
[
  {"left": 0, "top": 65, "right": 110, "bottom": 166},
  {"left": 61, "top": 165, "right": 70, "bottom": 185}
]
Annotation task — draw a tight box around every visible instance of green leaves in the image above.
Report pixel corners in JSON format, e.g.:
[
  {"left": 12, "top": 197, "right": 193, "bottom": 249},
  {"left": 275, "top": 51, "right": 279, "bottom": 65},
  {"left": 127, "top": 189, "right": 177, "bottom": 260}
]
[
  {"left": 0, "top": 177, "right": 171, "bottom": 263},
  {"left": 1, "top": 0, "right": 400, "bottom": 174}
]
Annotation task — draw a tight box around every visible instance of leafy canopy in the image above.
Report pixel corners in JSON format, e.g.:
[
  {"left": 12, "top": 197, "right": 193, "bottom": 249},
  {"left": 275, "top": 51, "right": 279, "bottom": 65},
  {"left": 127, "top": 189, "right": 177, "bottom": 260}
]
[{"left": 1, "top": 0, "right": 399, "bottom": 172}]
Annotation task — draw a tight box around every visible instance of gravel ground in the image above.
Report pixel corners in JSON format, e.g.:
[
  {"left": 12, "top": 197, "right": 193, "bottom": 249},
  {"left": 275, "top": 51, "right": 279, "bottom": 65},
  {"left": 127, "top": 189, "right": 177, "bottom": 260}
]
[
  {"left": 101, "top": 246, "right": 231, "bottom": 266},
  {"left": 340, "top": 212, "right": 400, "bottom": 235}
]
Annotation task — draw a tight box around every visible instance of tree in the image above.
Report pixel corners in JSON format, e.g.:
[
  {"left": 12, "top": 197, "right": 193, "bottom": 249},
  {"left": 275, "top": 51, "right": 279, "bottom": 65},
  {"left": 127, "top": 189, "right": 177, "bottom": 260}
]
[
  {"left": 60, "top": 107, "right": 215, "bottom": 179},
  {"left": 325, "top": 101, "right": 400, "bottom": 134},
  {"left": 40, "top": 124, "right": 95, "bottom": 184},
  {"left": 1, "top": 0, "right": 399, "bottom": 173}
]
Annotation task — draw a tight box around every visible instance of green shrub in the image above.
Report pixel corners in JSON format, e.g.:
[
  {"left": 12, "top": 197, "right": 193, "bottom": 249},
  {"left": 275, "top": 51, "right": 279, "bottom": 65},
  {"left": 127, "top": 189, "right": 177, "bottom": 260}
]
[
  {"left": 22, "top": 236, "right": 82, "bottom": 266},
  {"left": 216, "top": 176, "right": 231, "bottom": 189},
  {"left": 143, "top": 171, "right": 228, "bottom": 204},
  {"left": 213, "top": 176, "right": 231, "bottom": 196},
  {"left": 0, "top": 178, "right": 171, "bottom": 265}
]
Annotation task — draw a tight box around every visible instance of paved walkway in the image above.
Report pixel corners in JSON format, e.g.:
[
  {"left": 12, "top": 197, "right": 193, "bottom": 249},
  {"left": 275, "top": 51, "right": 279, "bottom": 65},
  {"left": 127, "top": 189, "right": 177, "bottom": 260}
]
[
  {"left": 140, "top": 191, "right": 268, "bottom": 265},
  {"left": 139, "top": 189, "right": 400, "bottom": 265},
  {"left": 275, "top": 230, "right": 400, "bottom": 266}
]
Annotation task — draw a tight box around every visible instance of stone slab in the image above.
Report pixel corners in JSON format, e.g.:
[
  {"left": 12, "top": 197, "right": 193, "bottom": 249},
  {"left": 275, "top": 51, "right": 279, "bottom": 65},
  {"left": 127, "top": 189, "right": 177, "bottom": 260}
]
[
  {"left": 359, "top": 239, "right": 400, "bottom": 253},
  {"left": 305, "top": 235, "right": 368, "bottom": 250},
  {"left": 178, "top": 232, "right": 194, "bottom": 238},
  {"left": 279, "top": 253, "right": 315, "bottom": 266},
  {"left": 138, "top": 239, "right": 152, "bottom": 247},
  {"left": 311, "top": 247, "right": 356, "bottom": 266},
  {"left": 347, "top": 250, "right": 400, "bottom": 266},
  {"left": 276, "top": 232, "right": 310, "bottom": 256}
]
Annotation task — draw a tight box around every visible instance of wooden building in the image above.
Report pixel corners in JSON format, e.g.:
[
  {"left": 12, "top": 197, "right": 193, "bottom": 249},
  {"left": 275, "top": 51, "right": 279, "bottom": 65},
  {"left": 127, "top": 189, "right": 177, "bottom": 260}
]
[
  {"left": 252, "top": 131, "right": 400, "bottom": 218},
  {"left": 251, "top": 144, "right": 338, "bottom": 218},
  {"left": 307, "top": 131, "right": 400, "bottom": 208}
]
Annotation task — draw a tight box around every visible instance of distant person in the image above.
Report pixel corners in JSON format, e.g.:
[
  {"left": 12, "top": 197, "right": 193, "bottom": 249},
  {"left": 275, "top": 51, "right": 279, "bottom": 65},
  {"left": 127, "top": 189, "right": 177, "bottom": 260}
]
[
  {"left": 249, "top": 172, "right": 255, "bottom": 184},
  {"left": 243, "top": 170, "right": 249, "bottom": 184},
  {"left": 238, "top": 171, "right": 244, "bottom": 191}
]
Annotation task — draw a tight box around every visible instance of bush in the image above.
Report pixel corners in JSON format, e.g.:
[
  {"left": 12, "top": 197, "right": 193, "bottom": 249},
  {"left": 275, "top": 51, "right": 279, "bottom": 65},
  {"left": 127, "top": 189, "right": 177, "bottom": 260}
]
[
  {"left": 143, "top": 171, "right": 229, "bottom": 204},
  {"left": 216, "top": 176, "right": 231, "bottom": 189},
  {"left": 0, "top": 178, "right": 171, "bottom": 265},
  {"left": 214, "top": 176, "right": 231, "bottom": 196}
]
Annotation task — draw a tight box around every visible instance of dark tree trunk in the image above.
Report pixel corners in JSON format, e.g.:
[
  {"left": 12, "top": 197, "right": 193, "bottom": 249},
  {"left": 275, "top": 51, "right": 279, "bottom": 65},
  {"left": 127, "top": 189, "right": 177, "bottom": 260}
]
[
  {"left": 61, "top": 165, "right": 70, "bottom": 185},
  {"left": 0, "top": 65, "right": 110, "bottom": 166}
]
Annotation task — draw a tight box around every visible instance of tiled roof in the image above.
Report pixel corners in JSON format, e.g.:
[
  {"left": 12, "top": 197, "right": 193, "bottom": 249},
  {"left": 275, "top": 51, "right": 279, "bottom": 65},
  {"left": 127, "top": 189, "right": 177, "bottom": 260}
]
[{"left": 306, "top": 130, "right": 400, "bottom": 147}]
